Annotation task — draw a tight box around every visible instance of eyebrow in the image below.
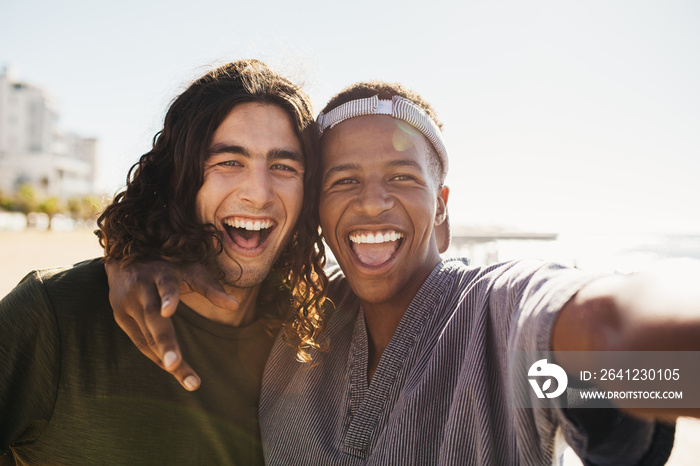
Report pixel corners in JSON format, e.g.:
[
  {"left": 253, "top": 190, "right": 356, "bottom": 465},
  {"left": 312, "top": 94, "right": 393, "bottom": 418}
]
[
  {"left": 323, "top": 163, "right": 361, "bottom": 184},
  {"left": 386, "top": 159, "right": 423, "bottom": 170},
  {"left": 207, "top": 144, "right": 304, "bottom": 163},
  {"left": 323, "top": 159, "right": 425, "bottom": 183}
]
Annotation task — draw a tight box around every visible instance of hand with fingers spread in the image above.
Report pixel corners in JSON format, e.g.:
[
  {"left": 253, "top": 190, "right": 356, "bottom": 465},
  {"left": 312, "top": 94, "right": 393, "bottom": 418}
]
[{"left": 105, "top": 260, "right": 238, "bottom": 391}]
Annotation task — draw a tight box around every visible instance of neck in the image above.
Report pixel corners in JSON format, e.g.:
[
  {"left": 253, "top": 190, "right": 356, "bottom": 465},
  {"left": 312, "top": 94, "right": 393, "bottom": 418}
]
[
  {"left": 362, "top": 254, "right": 442, "bottom": 382},
  {"left": 181, "top": 283, "right": 260, "bottom": 327}
]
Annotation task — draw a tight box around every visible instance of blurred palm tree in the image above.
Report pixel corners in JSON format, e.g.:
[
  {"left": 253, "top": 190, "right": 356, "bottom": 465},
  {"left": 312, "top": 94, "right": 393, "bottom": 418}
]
[
  {"left": 15, "top": 184, "right": 39, "bottom": 214},
  {"left": 38, "top": 197, "right": 64, "bottom": 230}
]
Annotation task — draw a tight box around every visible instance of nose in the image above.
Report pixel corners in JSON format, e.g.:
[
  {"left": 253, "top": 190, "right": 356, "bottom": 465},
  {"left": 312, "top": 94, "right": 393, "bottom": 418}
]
[
  {"left": 238, "top": 165, "right": 274, "bottom": 208},
  {"left": 354, "top": 177, "right": 394, "bottom": 217}
]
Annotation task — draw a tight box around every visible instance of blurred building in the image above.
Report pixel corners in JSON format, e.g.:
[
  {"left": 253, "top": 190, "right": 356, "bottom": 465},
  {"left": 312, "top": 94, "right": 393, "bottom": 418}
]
[{"left": 0, "top": 67, "right": 97, "bottom": 198}]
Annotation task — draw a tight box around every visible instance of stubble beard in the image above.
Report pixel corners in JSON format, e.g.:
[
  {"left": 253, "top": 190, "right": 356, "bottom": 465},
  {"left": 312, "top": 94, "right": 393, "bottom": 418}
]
[{"left": 204, "top": 251, "right": 275, "bottom": 290}]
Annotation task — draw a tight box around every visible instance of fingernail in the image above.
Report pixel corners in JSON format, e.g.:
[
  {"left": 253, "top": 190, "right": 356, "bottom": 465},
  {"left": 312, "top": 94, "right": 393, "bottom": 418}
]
[
  {"left": 164, "top": 351, "right": 178, "bottom": 369},
  {"left": 161, "top": 298, "right": 171, "bottom": 309},
  {"left": 184, "top": 376, "right": 200, "bottom": 391}
]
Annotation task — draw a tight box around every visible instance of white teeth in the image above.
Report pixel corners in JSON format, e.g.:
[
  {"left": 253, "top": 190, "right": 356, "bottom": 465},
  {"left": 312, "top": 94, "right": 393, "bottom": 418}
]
[
  {"left": 349, "top": 231, "right": 404, "bottom": 244},
  {"left": 223, "top": 217, "right": 273, "bottom": 231}
]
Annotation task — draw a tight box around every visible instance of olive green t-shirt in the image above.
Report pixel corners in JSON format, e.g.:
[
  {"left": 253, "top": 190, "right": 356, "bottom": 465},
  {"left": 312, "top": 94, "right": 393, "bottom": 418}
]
[{"left": 0, "top": 259, "right": 275, "bottom": 465}]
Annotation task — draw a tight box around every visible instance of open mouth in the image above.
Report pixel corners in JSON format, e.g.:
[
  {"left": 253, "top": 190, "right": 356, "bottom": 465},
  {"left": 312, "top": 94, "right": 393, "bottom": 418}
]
[
  {"left": 348, "top": 230, "right": 404, "bottom": 267},
  {"left": 223, "top": 217, "right": 275, "bottom": 250}
]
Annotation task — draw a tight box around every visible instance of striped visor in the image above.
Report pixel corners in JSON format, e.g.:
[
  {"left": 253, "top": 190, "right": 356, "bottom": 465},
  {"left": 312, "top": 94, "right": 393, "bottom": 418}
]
[{"left": 317, "top": 95, "right": 448, "bottom": 183}]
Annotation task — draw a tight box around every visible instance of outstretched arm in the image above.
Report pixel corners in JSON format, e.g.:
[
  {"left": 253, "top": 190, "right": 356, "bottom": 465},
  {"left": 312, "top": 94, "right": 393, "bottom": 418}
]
[
  {"left": 553, "top": 258, "right": 700, "bottom": 420},
  {"left": 105, "top": 260, "right": 238, "bottom": 390}
]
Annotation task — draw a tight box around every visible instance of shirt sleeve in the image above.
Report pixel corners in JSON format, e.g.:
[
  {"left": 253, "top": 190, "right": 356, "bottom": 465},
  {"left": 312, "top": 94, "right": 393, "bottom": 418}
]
[
  {"left": 493, "top": 260, "right": 675, "bottom": 466},
  {"left": 0, "top": 272, "right": 60, "bottom": 454}
]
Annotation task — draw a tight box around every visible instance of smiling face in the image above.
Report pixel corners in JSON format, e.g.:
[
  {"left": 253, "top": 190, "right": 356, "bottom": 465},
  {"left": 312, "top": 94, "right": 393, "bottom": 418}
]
[
  {"left": 319, "top": 115, "right": 448, "bottom": 308},
  {"left": 196, "top": 102, "right": 304, "bottom": 288}
]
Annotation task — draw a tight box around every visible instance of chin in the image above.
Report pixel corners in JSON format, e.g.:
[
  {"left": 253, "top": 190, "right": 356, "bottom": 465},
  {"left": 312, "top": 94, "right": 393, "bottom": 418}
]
[
  {"left": 346, "top": 279, "right": 393, "bottom": 303},
  {"left": 214, "top": 259, "right": 269, "bottom": 289}
]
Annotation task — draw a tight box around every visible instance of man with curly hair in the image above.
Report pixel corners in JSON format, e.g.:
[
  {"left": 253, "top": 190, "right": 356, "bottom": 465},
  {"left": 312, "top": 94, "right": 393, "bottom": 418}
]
[
  {"left": 104, "top": 80, "right": 700, "bottom": 465},
  {"left": 0, "top": 59, "right": 327, "bottom": 465}
]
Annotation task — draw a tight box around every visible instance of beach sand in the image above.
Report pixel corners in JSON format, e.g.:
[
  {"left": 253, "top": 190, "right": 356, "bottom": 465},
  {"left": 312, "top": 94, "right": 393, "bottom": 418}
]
[
  {"left": 0, "top": 229, "right": 104, "bottom": 297},
  {"left": 0, "top": 229, "right": 698, "bottom": 463}
]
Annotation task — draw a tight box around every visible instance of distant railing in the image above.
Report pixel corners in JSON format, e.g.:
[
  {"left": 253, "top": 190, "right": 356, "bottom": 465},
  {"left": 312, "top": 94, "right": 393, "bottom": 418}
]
[{"left": 450, "top": 231, "right": 558, "bottom": 247}]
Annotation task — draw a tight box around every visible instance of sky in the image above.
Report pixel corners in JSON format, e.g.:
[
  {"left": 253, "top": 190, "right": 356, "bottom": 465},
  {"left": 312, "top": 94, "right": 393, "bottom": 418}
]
[{"left": 1, "top": 0, "right": 698, "bottom": 234}]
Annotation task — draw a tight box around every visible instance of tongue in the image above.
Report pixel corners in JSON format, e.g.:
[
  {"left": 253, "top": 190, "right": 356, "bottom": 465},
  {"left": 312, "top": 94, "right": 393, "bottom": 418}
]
[
  {"left": 352, "top": 242, "right": 398, "bottom": 266},
  {"left": 229, "top": 228, "right": 262, "bottom": 249}
]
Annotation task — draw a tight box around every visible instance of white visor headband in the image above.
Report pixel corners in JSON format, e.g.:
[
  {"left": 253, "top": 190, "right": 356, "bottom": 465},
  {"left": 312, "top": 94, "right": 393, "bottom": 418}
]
[{"left": 316, "top": 95, "right": 448, "bottom": 183}]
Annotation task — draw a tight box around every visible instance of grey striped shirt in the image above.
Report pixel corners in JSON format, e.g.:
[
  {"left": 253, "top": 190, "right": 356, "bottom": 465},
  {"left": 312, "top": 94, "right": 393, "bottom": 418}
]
[{"left": 260, "top": 259, "right": 674, "bottom": 465}]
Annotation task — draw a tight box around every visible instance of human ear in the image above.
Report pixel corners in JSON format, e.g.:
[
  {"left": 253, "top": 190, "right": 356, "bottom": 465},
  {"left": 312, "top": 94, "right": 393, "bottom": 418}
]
[{"left": 435, "top": 185, "right": 449, "bottom": 225}]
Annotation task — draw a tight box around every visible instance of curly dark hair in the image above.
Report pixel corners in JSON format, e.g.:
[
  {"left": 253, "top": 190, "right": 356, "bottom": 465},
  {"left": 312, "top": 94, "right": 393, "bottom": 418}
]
[{"left": 96, "top": 59, "right": 328, "bottom": 362}]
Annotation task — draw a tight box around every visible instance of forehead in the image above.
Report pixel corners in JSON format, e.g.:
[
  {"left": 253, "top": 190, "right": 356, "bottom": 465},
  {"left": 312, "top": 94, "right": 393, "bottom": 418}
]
[
  {"left": 320, "top": 115, "right": 432, "bottom": 169},
  {"left": 210, "top": 102, "right": 302, "bottom": 151}
]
